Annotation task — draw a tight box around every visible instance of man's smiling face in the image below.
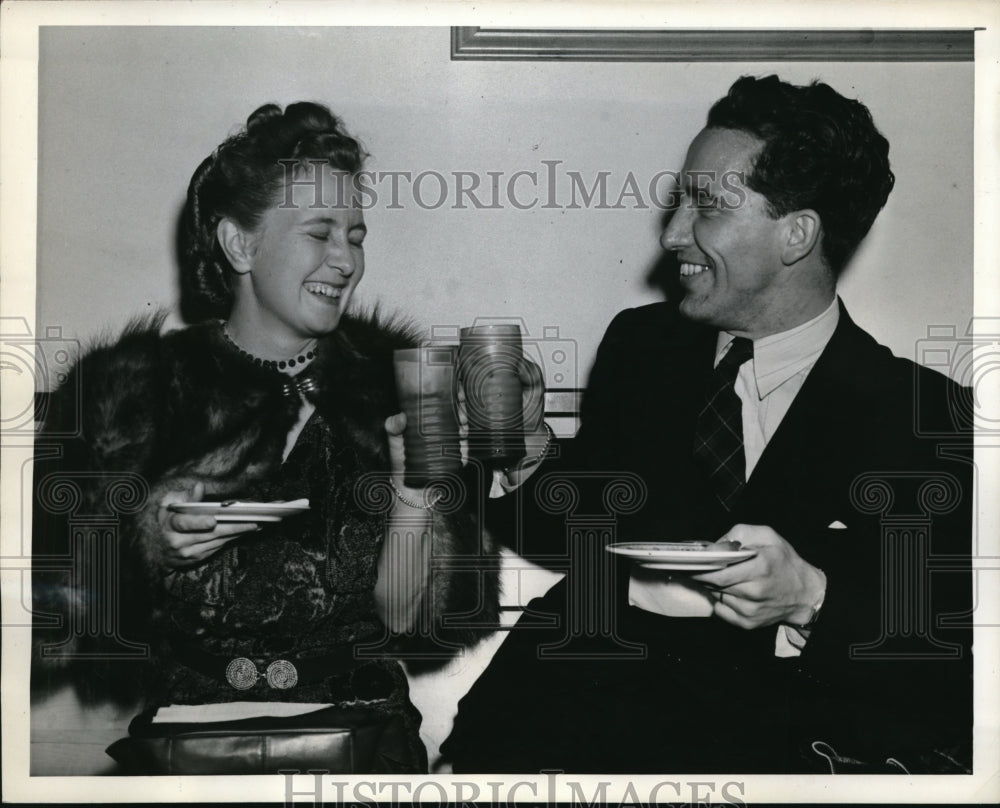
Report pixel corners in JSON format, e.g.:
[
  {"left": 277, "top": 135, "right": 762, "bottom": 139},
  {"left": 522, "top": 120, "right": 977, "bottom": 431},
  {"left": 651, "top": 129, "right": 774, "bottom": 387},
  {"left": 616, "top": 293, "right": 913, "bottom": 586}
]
[{"left": 661, "top": 127, "right": 794, "bottom": 338}]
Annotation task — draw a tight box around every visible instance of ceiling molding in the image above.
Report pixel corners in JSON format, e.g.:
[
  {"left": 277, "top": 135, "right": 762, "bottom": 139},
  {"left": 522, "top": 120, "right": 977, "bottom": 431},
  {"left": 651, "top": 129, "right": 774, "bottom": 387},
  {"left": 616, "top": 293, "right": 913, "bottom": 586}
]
[{"left": 450, "top": 27, "right": 975, "bottom": 62}]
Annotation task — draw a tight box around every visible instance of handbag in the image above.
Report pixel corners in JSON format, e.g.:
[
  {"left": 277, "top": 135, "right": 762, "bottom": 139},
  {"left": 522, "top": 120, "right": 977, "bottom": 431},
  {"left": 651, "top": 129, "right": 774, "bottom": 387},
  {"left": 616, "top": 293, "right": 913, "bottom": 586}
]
[{"left": 106, "top": 705, "right": 414, "bottom": 775}]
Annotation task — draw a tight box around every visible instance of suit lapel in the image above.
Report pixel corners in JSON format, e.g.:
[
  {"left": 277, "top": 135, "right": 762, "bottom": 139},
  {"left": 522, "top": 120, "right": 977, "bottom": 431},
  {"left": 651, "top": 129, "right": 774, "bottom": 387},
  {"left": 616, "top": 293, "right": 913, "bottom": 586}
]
[{"left": 741, "top": 304, "right": 880, "bottom": 518}]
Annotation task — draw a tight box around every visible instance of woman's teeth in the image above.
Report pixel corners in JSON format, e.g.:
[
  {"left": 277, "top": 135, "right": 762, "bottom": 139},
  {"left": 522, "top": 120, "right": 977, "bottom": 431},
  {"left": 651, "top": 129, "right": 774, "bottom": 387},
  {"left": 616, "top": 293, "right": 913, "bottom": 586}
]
[
  {"left": 679, "top": 262, "right": 710, "bottom": 277},
  {"left": 305, "top": 283, "right": 340, "bottom": 298}
]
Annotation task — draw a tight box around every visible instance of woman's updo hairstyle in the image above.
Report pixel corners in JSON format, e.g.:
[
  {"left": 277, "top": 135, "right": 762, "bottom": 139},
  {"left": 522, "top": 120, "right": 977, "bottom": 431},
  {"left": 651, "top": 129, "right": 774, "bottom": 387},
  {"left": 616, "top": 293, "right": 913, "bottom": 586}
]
[{"left": 180, "top": 102, "right": 366, "bottom": 320}]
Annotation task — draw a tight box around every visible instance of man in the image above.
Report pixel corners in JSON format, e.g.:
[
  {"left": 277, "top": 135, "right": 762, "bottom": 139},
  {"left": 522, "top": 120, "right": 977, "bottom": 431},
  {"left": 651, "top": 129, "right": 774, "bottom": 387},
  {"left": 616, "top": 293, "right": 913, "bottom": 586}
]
[{"left": 441, "top": 75, "right": 972, "bottom": 774}]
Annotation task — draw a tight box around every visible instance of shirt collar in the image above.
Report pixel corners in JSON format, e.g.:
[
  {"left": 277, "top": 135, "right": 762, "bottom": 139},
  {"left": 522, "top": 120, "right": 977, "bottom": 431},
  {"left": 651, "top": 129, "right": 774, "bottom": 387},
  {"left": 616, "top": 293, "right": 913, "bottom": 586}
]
[{"left": 714, "top": 297, "right": 840, "bottom": 400}]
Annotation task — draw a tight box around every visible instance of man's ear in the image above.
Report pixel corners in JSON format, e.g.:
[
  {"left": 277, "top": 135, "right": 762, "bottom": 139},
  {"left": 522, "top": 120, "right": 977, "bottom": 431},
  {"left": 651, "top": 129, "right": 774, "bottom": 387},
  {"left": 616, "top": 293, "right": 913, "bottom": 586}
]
[
  {"left": 781, "top": 210, "right": 821, "bottom": 266},
  {"left": 217, "top": 218, "right": 257, "bottom": 275}
]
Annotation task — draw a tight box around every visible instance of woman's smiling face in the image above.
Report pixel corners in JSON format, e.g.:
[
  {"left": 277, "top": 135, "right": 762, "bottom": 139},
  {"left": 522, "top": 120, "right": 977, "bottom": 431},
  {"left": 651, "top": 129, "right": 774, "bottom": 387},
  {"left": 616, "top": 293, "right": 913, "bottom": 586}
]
[{"left": 227, "top": 165, "right": 366, "bottom": 349}]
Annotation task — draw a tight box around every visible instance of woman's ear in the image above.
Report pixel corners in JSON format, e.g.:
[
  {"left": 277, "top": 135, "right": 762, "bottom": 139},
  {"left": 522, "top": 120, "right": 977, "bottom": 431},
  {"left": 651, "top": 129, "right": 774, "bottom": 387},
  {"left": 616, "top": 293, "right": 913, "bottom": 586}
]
[
  {"left": 217, "top": 218, "right": 257, "bottom": 275},
  {"left": 781, "top": 210, "right": 821, "bottom": 266}
]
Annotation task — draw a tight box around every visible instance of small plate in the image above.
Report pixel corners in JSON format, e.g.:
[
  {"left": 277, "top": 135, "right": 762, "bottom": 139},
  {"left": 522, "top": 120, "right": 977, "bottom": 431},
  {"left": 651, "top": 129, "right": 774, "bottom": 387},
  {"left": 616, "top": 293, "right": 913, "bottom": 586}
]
[
  {"left": 168, "top": 499, "right": 310, "bottom": 523},
  {"left": 606, "top": 541, "right": 756, "bottom": 571}
]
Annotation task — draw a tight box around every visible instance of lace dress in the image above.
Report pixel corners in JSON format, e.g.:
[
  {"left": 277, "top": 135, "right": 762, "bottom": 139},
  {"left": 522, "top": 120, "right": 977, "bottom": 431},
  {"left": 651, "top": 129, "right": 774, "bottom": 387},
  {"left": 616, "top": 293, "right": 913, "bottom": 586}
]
[{"left": 158, "top": 386, "right": 426, "bottom": 771}]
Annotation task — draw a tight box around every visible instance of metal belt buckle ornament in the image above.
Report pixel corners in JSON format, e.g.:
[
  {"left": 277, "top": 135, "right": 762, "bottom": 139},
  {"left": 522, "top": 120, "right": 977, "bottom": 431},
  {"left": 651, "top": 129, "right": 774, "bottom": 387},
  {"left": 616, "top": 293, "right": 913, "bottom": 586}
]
[
  {"left": 224, "top": 657, "right": 299, "bottom": 689},
  {"left": 265, "top": 659, "right": 299, "bottom": 689},
  {"left": 225, "top": 657, "right": 260, "bottom": 690}
]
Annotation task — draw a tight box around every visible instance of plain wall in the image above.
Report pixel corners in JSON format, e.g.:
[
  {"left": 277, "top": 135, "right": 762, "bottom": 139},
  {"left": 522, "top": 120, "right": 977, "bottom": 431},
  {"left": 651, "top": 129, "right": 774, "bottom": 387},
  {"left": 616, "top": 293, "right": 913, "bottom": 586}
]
[{"left": 35, "top": 26, "right": 973, "bottom": 390}]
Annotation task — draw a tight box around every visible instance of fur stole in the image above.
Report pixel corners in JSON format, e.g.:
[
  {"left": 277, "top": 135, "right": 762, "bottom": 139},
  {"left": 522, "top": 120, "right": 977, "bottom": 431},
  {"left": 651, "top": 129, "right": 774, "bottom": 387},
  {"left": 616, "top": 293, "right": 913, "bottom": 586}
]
[{"left": 32, "top": 310, "right": 499, "bottom": 704}]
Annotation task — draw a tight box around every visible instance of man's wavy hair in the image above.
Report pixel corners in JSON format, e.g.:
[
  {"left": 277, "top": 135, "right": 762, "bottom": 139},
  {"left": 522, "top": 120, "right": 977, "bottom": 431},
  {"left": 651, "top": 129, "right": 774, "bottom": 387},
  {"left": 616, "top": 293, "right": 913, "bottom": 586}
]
[{"left": 707, "top": 75, "right": 895, "bottom": 276}]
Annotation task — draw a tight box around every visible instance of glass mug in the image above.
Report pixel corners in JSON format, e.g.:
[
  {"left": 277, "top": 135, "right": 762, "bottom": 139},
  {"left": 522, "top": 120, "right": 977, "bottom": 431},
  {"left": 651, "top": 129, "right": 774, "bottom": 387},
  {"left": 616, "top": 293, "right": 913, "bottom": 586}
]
[
  {"left": 458, "top": 324, "right": 526, "bottom": 468},
  {"left": 392, "top": 347, "right": 463, "bottom": 487}
]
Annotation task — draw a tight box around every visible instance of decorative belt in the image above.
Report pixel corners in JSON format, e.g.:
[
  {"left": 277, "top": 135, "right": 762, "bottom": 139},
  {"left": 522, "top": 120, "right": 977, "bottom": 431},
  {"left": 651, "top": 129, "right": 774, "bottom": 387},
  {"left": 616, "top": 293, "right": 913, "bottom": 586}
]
[{"left": 172, "top": 643, "right": 364, "bottom": 691}]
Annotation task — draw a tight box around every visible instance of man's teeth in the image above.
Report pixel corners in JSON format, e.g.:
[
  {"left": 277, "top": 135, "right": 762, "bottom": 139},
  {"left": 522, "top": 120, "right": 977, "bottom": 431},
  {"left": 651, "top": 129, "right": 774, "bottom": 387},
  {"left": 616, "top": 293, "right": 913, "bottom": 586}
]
[
  {"left": 305, "top": 283, "right": 340, "bottom": 298},
  {"left": 679, "top": 262, "right": 710, "bottom": 277}
]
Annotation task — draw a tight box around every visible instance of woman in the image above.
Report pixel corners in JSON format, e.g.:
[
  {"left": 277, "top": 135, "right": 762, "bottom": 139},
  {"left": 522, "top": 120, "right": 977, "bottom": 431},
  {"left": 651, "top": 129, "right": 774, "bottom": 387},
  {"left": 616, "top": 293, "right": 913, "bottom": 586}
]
[{"left": 32, "top": 102, "right": 498, "bottom": 774}]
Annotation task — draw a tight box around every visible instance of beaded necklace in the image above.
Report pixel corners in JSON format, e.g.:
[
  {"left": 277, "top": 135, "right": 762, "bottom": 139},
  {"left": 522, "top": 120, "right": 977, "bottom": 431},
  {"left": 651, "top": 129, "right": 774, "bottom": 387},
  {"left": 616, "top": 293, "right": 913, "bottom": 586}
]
[{"left": 222, "top": 327, "right": 317, "bottom": 372}]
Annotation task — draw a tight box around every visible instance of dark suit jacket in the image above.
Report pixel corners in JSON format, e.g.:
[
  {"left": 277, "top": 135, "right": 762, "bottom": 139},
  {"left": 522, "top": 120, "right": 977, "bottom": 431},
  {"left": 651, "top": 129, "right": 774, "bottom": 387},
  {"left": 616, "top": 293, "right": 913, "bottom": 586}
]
[{"left": 444, "top": 300, "right": 973, "bottom": 774}]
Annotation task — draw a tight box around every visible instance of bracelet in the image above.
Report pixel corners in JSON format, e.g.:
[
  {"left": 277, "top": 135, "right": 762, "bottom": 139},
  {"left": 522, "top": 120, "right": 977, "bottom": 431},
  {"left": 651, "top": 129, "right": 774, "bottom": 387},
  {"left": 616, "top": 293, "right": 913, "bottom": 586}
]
[
  {"left": 388, "top": 477, "right": 443, "bottom": 510},
  {"left": 504, "top": 421, "right": 554, "bottom": 475}
]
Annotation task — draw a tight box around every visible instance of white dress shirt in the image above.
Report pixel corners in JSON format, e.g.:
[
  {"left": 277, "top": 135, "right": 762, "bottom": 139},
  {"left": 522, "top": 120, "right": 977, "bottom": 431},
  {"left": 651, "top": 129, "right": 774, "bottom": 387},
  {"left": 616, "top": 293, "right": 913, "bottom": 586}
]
[
  {"left": 629, "top": 298, "right": 839, "bottom": 656},
  {"left": 734, "top": 298, "right": 840, "bottom": 480}
]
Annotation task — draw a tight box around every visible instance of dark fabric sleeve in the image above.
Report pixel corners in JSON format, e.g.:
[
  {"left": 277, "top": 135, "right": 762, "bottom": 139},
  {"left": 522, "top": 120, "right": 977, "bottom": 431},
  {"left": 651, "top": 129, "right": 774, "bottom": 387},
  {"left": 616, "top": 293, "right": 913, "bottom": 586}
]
[{"left": 482, "top": 308, "right": 639, "bottom": 562}]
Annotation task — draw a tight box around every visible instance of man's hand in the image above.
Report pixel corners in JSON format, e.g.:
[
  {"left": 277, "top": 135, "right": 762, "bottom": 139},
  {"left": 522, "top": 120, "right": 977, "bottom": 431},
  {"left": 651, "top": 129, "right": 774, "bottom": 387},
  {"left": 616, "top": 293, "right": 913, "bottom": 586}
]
[
  {"left": 692, "top": 524, "right": 826, "bottom": 630},
  {"left": 519, "top": 356, "right": 546, "bottom": 434},
  {"left": 455, "top": 356, "right": 548, "bottom": 469},
  {"left": 455, "top": 356, "right": 546, "bottom": 436},
  {"left": 157, "top": 482, "right": 259, "bottom": 569}
]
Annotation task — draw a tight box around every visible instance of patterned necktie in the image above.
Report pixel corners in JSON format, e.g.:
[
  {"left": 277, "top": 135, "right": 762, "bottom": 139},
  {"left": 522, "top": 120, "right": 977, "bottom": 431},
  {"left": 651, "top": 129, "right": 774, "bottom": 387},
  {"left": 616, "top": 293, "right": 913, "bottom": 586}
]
[{"left": 693, "top": 336, "right": 754, "bottom": 510}]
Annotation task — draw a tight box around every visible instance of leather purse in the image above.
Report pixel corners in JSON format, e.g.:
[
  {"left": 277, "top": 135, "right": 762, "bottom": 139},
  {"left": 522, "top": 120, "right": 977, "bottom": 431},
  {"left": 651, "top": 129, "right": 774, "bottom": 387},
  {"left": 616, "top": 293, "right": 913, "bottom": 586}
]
[{"left": 106, "top": 706, "right": 413, "bottom": 775}]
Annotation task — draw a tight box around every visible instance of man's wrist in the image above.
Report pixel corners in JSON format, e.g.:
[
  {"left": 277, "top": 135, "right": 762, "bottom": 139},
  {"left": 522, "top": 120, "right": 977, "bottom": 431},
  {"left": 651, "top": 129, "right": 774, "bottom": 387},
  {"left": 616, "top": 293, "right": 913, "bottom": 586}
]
[
  {"left": 520, "top": 422, "right": 554, "bottom": 461},
  {"left": 502, "top": 422, "right": 554, "bottom": 480},
  {"left": 789, "top": 567, "right": 827, "bottom": 629}
]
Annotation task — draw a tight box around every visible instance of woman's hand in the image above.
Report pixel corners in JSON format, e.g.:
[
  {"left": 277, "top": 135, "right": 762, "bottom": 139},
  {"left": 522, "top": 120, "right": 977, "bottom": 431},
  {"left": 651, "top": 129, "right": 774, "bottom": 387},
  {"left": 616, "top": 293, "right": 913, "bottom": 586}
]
[
  {"left": 156, "top": 482, "right": 259, "bottom": 569},
  {"left": 384, "top": 412, "right": 436, "bottom": 509},
  {"left": 385, "top": 411, "right": 409, "bottom": 475}
]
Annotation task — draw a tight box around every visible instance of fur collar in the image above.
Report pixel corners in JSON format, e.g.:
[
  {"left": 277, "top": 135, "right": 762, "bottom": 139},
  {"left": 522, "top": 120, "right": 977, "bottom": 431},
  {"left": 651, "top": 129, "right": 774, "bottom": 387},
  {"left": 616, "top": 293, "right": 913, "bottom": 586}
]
[{"left": 59, "top": 309, "right": 422, "bottom": 502}]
